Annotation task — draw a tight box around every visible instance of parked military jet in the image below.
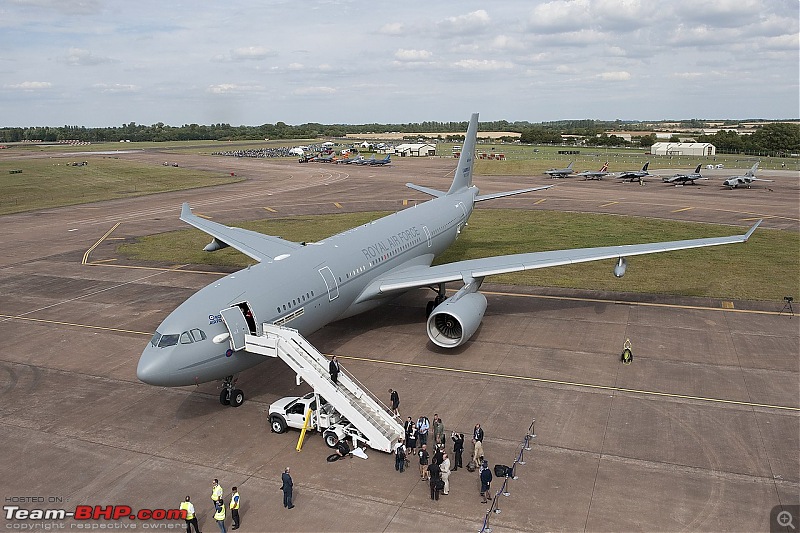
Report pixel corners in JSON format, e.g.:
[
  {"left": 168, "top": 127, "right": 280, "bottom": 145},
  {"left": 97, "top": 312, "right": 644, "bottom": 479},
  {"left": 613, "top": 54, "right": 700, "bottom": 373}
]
[
  {"left": 544, "top": 162, "right": 575, "bottom": 178},
  {"left": 723, "top": 162, "right": 771, "bottom": 188},
  {"left": 616, "top": 162, "right": 650, "bottom": 182},
  {"left": 367, "top": 154, "right": 391, "bottom": 166},
  {"left": 137, "top": 113, "right": 760, "bottom": 406},
  {"left": 576, "top": 162, "right": 610, "bottom": 180},
  {"left": 662, "top": 165, "right": 708, "bottom": 185}
]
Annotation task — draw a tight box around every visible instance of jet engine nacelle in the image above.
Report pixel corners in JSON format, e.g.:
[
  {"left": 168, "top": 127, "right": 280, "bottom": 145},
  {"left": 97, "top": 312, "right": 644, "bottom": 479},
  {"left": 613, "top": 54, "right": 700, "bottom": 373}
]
[
  {"left": 426, "top": 292, "right": 487, "bottom": 348},
  {"left": 614, "top": 257, "right": 627, "bottom": 278}
]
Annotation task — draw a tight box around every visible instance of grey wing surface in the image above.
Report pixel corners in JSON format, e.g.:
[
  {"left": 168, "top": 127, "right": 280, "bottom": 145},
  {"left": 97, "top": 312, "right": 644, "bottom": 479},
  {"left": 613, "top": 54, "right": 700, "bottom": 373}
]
[
  {"left": 363, "top": 221, "right": 761, "bottom": 296},
  {"left": 180, "top": 203, "right": 302, "bottom": 262}
]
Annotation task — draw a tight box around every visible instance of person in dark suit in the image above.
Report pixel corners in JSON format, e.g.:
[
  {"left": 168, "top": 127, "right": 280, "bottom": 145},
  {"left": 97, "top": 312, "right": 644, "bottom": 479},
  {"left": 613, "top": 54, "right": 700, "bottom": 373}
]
[
  {"left": 329, "top": 356, "right": 340, "bottom": 385},
  {"left": 451, "top": 432, "right": 464, "bottom": 471},
  {"left": 281, "top": 467, "right": 294, "bottom": 509}
]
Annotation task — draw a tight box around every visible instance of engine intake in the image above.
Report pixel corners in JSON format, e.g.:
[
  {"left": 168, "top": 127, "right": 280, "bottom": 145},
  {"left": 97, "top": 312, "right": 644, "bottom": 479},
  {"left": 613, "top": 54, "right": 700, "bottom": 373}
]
[{"left": 426, "top": 292, "right": 487, "bottom": 348}]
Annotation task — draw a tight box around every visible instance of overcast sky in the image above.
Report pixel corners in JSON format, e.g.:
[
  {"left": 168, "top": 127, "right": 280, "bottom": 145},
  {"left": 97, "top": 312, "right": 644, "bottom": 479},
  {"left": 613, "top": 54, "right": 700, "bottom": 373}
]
[{"left": 1, "top": 0, "right": 798, "bottom": 127}]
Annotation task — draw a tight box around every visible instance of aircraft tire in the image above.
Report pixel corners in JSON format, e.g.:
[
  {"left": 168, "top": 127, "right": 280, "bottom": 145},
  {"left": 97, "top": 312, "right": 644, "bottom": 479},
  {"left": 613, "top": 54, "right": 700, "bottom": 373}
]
[
  {"left": 323, "top": 430, "right": 339, "bottom": 448},
  {"left": 270, "top": 415, "right": 287, "bottom": 434},
  {"left": 229, "top": 389, "right": 245, "bottom": 407},
  {"left": 326, "top": 454, "right": 340, "bottom": 462},
  {"left": 219, "top": 389, "right": 231, "bottom": 406}
]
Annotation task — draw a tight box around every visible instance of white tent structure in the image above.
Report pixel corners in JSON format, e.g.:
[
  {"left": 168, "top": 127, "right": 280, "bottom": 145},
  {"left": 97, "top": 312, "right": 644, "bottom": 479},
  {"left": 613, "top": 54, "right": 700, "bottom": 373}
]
[{"left": 651, "top": 142, "right": 716, "bottom": 156}]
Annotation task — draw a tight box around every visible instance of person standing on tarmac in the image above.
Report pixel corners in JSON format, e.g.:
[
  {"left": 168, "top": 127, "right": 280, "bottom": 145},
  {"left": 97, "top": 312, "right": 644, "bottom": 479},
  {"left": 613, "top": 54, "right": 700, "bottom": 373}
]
[
  {"left": 213, "top": 500, "right": 226, "bottom": 533},
  {"left": 229, "top": 487, "right": 240, "bottom": 530},
  {"left": 211, "top": 479, "right": 224, "bottom": 510},
  {"left": 281, "top": 467, "right": 294, "bottom": 509},
  {"left": 418, "top": 444, "right": 429, "bottom": 480},
  {"left": 180, "top": 496, "right": 200, "bottom": 533},
  {"left": 451, "top": 432, "right": 464, "bottom": 471}
]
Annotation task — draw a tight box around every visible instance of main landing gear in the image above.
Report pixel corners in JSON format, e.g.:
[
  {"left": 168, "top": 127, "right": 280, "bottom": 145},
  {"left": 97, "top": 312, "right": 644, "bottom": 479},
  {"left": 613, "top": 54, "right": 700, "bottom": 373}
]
[
  {"left": 425, "top": 283, "right": 447, "bottom": 317},
  {"left": 219, "top": 375, "right": 245, "bottom": 407}
]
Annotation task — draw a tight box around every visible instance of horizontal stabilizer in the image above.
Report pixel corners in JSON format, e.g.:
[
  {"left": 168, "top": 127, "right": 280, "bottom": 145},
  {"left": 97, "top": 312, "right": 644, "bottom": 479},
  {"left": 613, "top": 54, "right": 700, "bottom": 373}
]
[
  {"left": 406, "top": 183, "right": 445, "bottom": 197},
  {"left": 476, "top": 185, "right": 552, "bottom": 202}
]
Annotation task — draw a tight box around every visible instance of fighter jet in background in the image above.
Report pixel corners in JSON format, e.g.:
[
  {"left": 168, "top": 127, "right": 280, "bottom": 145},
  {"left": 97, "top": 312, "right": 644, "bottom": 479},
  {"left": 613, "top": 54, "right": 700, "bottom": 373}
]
[
  {"left": 662, "top": 165, "right": 709, "bottom": 185},
  {"left": 723, "top": 162, "right": 771, "bottom": 189},
  {"left": 616, "top": 162, "right": 650, "bottom": 182},
  {"left": 576, "top": 162, "right": 610, "bottom": 180},
  {"left": 544, "top": 162, "right": 575, "bottom": 178}
]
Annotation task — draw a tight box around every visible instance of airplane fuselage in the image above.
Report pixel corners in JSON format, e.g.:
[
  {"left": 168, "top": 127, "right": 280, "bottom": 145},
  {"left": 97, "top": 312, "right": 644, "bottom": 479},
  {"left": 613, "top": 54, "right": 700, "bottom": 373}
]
[{"left": 137, "top": 188, "right": 477, "bottom": 387}]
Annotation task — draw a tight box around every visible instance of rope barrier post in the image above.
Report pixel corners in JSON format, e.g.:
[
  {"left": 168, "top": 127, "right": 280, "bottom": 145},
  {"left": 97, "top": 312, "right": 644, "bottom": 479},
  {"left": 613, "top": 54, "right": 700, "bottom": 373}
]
[{"left": 479, "top": 509, "right": 492, "bottom": 533}]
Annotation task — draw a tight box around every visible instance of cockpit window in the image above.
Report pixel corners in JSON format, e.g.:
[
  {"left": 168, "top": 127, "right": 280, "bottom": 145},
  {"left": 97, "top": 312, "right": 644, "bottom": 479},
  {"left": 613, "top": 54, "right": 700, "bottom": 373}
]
[
  {"left": 157, "top": 334, "right": 179, "bottom": 348},
  {"left": 180, "top": 331, "right": 193, "bottom": 344},
  {"left": 150, "top": 332, "right": 162, "bottom": 347},
  {"left": 190, "top": 329, "right": 206, "bottom": 342}
]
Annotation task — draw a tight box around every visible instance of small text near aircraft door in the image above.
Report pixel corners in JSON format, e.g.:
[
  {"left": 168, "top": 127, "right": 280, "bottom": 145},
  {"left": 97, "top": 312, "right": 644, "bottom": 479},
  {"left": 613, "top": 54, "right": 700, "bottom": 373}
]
[
  {"left": 220, "top": 306, "right": 250, "bottom": 351},
  {"left": 319, "top": 266, "right": 339, "bottom": 301}
]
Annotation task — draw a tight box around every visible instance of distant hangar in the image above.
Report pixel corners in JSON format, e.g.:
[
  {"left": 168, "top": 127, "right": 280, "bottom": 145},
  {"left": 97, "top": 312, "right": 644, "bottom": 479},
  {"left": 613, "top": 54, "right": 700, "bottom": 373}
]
[
  {"left": 394, "top": 143, "right": 436, "bottom": 157},
  {"left": 651, "top": 142, "right": 716, "bottom": 156}
]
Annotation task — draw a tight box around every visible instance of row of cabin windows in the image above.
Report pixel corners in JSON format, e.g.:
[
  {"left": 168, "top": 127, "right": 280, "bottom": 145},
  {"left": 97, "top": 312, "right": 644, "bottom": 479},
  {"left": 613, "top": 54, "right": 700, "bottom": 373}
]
[{"left": 277, "top": 290, "right": 315, "bottom": 313}]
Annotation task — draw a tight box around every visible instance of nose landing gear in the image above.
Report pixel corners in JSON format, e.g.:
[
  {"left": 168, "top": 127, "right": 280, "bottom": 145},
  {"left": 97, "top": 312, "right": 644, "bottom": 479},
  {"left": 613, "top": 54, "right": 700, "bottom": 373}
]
[{"left": 220, "top": 375, "right": 245, "bottom": 407}]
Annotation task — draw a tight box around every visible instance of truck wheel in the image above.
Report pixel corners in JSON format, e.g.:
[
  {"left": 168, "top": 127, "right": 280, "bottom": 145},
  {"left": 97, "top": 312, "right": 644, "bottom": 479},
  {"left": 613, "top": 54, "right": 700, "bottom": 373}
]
[
  {"left": 324, "top": 430, "right": 339, "bottom": 448},
  {"left": 270, "top": 415, "right": 287, "bottom": 434}
]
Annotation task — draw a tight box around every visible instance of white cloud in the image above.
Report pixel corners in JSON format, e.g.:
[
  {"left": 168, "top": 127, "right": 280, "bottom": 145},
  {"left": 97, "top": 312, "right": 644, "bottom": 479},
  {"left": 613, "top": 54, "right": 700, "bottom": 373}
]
[
  {"left": 394, "top": 49, "right": 433, "bottom": 62},
  {"left": 63, "top": 48, "right": 115, "bottom": 66},
  {"left": 437, "top": 9, "right": 491, "bottom": 35},
  {"left": 380, "top": 22, "right": 405, "bottom": 35},
  {"left": 207, "top": 84, "right": 263, "bottom": 94},
  {"left": 597, "top": 71, "right": 631, "bottom": 81},
  {"left": 93, "top": 83, "right": 138, "bottom": 93},
  {"left": 5, "top": 81, "right": 52, "bottom": 90},
  {"left": 287, "top": 63, "right": 304, "bottom": 71},
  {"left": 293, "top": 86, "right": 336, "bottom": 96},
  {"left": 452, "top": 59, "right": 513, "bottom": 71},
  {"left": 230, "top": 46, "right": 273, "bottom": 61}
]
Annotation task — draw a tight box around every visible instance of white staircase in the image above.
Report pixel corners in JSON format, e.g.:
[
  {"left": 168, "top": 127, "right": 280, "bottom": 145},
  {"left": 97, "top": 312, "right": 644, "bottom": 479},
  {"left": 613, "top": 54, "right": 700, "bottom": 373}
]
[{"left": 245, "top": 323, "right": 404, "bottom": 453}]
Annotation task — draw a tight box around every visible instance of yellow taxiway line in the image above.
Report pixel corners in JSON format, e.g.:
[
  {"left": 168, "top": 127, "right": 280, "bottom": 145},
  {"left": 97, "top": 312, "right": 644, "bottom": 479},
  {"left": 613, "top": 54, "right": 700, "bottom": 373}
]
[
  {"left": 82, "top": 222, "right": 121, "bottom": 264},
  {"left": 337, "top": 354, "right": 799, "bottom": 412}
]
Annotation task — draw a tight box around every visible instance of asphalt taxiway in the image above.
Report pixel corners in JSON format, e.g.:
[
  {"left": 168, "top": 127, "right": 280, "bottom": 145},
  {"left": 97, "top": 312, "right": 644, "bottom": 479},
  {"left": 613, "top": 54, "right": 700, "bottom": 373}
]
[{"left": 0, "top": 152, "right": 797, "bottom": 532}]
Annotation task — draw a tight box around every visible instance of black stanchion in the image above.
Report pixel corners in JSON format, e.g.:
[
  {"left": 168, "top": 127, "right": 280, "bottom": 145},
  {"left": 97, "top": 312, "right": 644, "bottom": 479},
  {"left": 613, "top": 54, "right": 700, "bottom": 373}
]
[{"left": 478, "top": 418, "right": 536, "bottom": 532}]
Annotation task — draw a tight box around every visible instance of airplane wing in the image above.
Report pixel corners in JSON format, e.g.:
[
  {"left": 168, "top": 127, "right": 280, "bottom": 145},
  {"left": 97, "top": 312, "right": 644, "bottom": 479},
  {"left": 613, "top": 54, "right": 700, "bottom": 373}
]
[
  {"left": 357, "top": 221, "right": 761, "bottom": 298},
  {"left": 180, "top": 203, "right": 302, "bottom": 262}
]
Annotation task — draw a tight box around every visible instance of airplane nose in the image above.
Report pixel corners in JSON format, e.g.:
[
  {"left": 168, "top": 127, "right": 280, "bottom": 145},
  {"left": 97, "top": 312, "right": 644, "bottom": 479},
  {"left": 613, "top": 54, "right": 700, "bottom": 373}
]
[{"left": 137, "top": 346, "right": 169, "bottom": 385}]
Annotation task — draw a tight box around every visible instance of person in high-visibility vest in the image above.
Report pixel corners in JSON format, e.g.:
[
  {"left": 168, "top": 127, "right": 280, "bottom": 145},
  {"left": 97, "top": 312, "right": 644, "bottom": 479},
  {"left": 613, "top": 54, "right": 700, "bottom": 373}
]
[
  {"left": 180, "top": 496, "right": 200, "bottom": 533},
  {"left": 213, "top": 500, "right": 226, "bottom": 533},
  {"left": 211, "top": 479, "right": 224, "bottom": 509},
  {"left": 229, "top": 487, "right": 240, "bottom": 530}
]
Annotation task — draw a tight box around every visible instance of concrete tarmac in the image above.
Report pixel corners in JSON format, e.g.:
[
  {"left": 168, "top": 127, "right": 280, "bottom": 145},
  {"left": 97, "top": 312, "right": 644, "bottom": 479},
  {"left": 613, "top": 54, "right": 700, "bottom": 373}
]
[{"left": 0, "top": 152, "right": 797, "bottom": 532}]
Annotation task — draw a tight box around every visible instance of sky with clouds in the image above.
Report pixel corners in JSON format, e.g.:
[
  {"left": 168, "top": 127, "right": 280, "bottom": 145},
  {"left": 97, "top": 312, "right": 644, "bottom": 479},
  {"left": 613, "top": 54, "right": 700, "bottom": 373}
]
[{"left": 1, "top": 0, "right": 798, "bottom": 127}]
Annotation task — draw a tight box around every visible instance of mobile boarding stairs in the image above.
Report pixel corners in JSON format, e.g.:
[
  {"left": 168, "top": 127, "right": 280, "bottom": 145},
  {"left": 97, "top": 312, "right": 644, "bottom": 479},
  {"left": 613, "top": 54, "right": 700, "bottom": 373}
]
[{"left": 244, "top": 323, "right": 404, "bottom": 453}]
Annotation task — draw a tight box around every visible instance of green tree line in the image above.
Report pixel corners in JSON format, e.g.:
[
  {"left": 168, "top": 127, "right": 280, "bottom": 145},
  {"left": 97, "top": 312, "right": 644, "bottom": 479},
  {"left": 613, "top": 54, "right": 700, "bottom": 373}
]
[{"left": 1, "top": 120, "right": 797, "bottom": 155}]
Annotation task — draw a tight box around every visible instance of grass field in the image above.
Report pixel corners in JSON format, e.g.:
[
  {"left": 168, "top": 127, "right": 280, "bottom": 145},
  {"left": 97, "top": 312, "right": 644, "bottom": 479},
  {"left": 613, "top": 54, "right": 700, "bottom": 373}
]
[
  {"left": 117, "top": 210, "right": 799, "bottom": 302},
  {"left": 0, "top": 156, "right": 241, "bottom": 215}
]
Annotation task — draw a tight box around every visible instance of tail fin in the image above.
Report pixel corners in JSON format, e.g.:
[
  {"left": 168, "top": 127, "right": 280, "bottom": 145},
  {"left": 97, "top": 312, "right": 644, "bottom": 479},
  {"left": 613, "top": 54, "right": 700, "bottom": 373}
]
[
  {"left": 694, "top": 164, "right": 701, "bottom": 173},
  {"left": 566, "top": 162, "right": 574, "bottom": 170},
  {"left": 746, "top": 162, "right": 759, "bottom": 176},
  {"left": 642, "top": 161, "right": 650, "bottom": 171},
  {"left": 600, "top": 162, "right": 609, "bottom": 172},
  {"left": 447, "top": 112, "right": 478, "bottom": 195}
]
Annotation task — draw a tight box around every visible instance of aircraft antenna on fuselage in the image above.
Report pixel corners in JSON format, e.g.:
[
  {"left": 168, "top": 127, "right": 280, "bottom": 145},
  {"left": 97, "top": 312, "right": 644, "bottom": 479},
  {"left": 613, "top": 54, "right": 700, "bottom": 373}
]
[{"left": 446, "top": 112, "right": 478, "bottom": 195}]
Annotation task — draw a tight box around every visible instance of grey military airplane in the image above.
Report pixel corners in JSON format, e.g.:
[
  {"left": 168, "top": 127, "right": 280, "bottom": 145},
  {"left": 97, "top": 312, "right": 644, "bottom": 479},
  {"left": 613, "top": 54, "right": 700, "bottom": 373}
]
[
  {"left": 576, "top": 162, "right": 610, "bottom": 180},
  {"left": 544, "top": 162, "right": 575, "bottom": 178},
  {"left": 662, "top": 165, "right": 708, "bottom": 185},
  {"left": 723, "top": 162, "right": 771, "bottom": 188},
  {"left": 137, "top": 113, "right": 761, "bottom": 407},
  {"left": 616, "top": 161, "right": 650, "bottom": 182}
]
